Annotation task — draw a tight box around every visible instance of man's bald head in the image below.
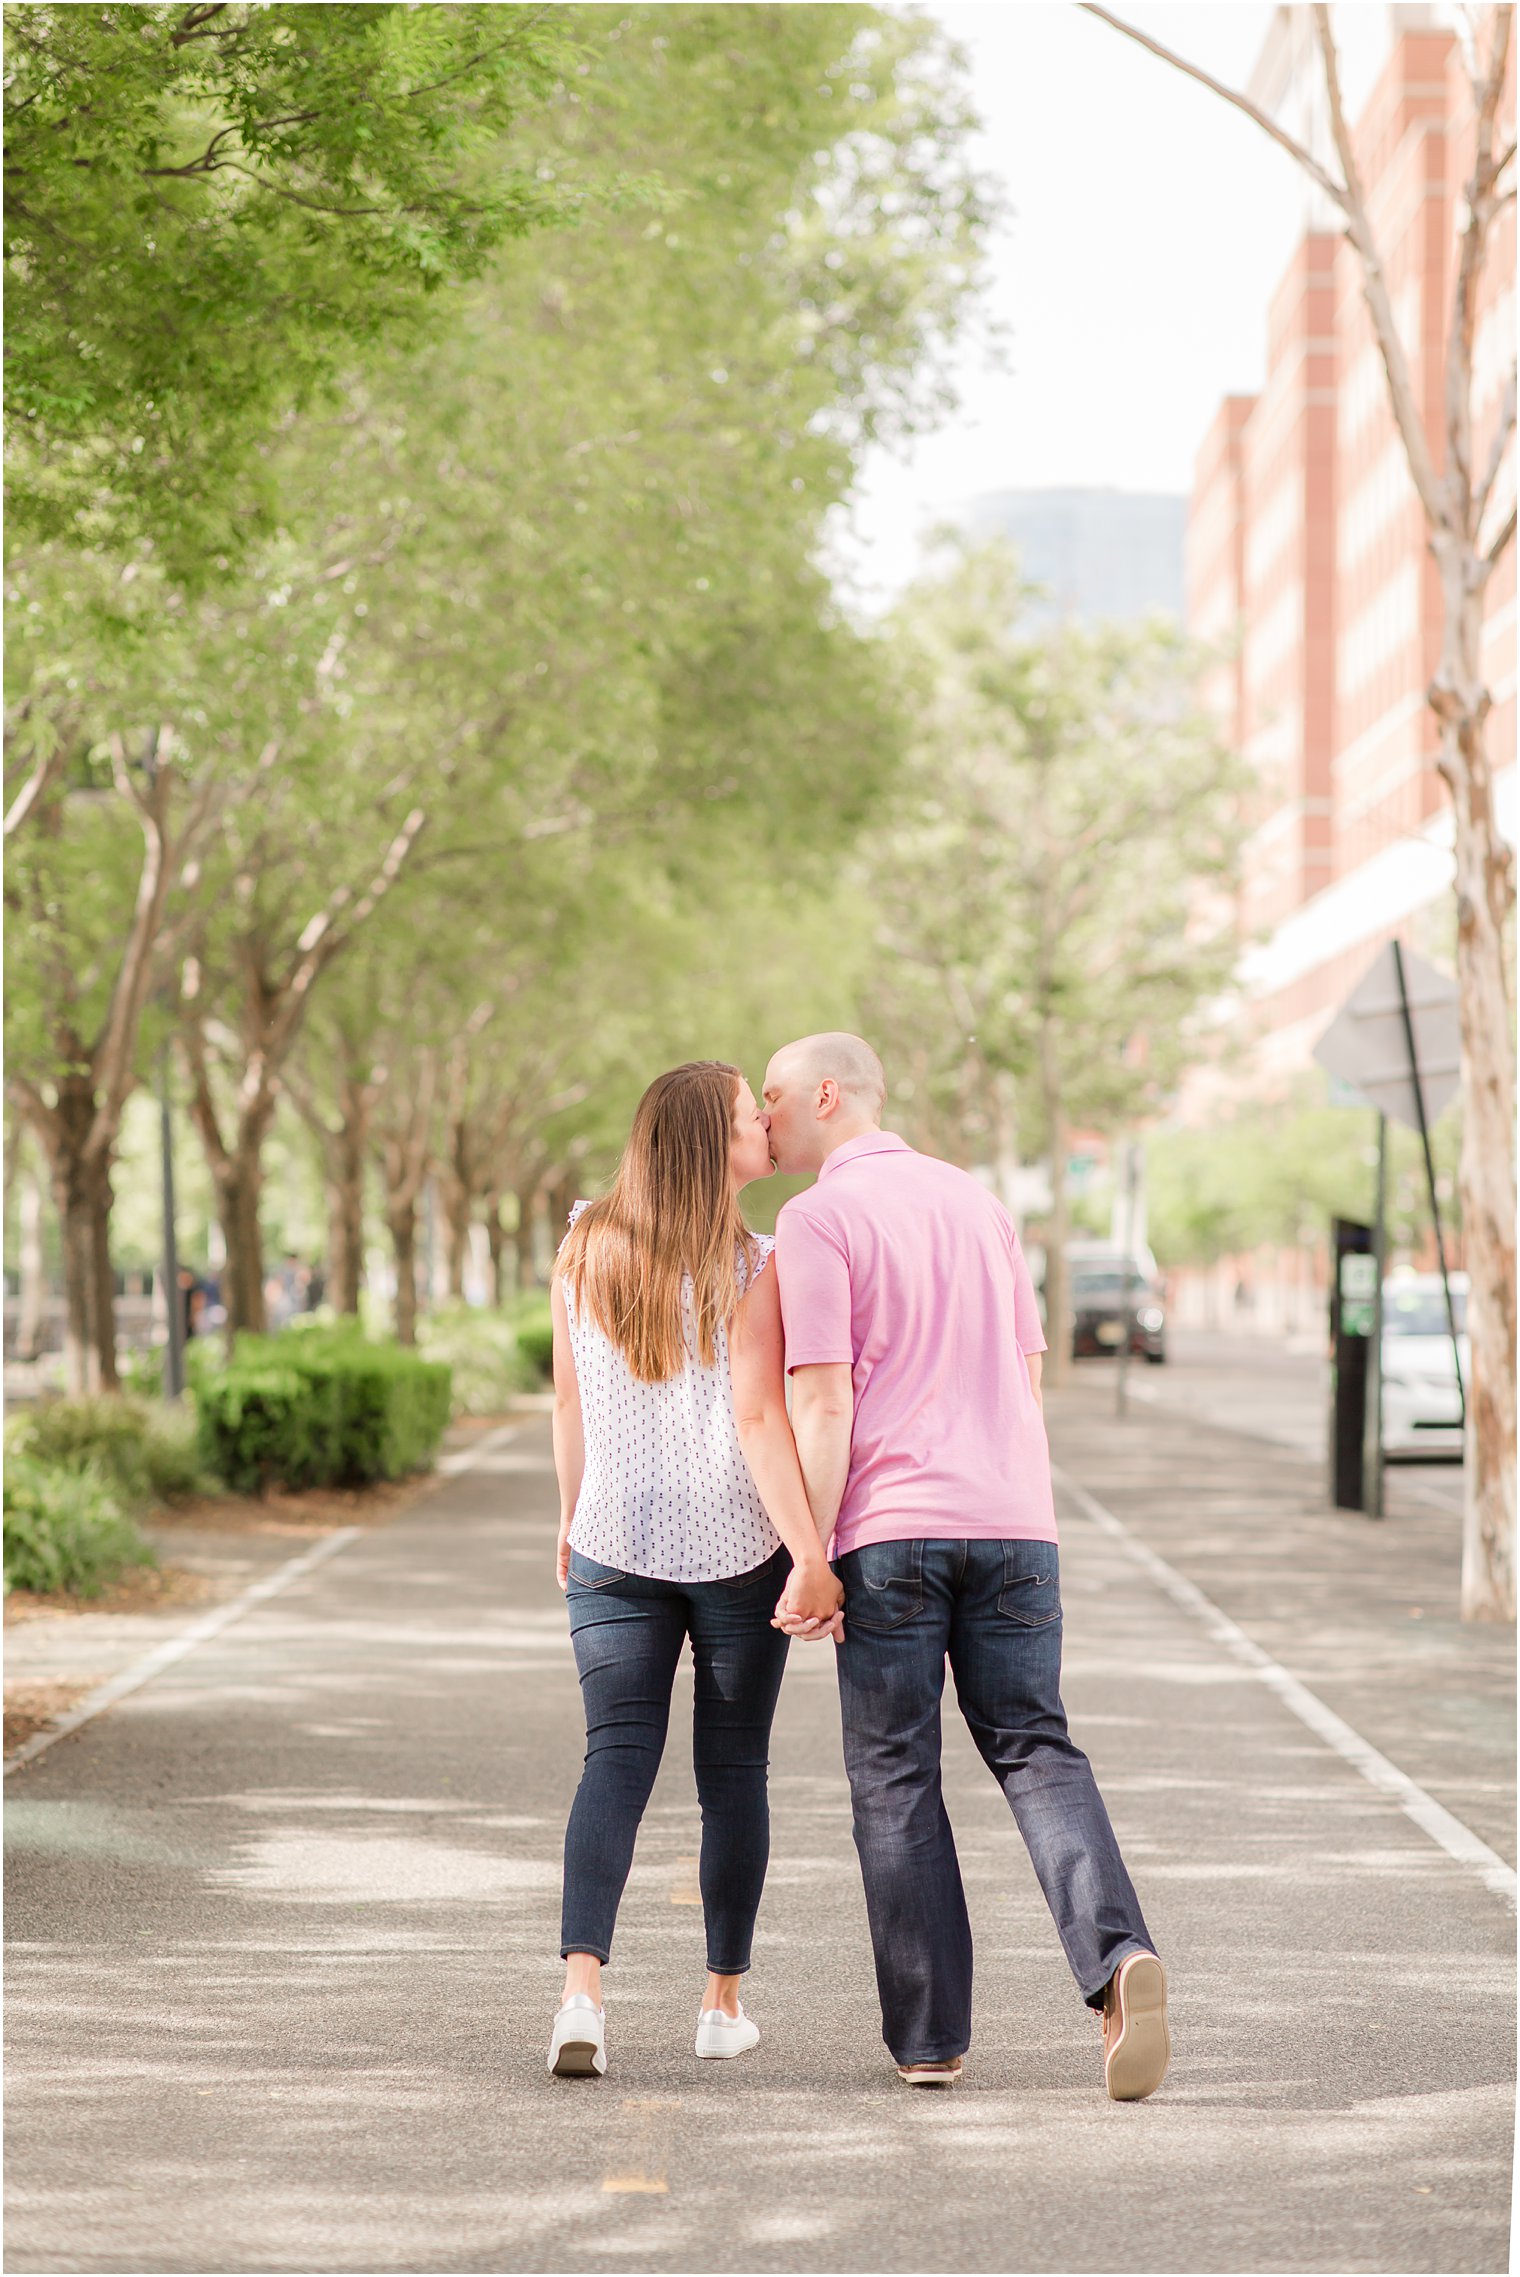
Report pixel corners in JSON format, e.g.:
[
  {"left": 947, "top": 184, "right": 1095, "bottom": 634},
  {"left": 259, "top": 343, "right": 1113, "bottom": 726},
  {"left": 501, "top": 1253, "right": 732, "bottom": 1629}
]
[
  {"left": 762, "top": 1032, "right": 887, "bottom": 1175},
  {"left": 772, "top": 1032, "right": 886, "bottom": 1115}
]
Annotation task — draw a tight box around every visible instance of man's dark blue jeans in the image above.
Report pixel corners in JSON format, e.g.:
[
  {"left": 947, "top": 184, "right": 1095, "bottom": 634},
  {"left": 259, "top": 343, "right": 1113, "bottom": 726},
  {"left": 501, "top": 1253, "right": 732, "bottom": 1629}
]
[
  {"left": 836, "top": 1536, "right": 1156, "bottom": 2066},
  {"left": 561, "top": 1545, "right": 791, "bottom": 1974}
]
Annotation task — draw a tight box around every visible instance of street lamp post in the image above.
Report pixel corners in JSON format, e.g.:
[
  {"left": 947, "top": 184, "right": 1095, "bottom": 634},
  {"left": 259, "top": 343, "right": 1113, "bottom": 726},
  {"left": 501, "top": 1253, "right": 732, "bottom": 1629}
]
[{"left": 158, "top": 1040, "right": 185, "bottom": 1401}]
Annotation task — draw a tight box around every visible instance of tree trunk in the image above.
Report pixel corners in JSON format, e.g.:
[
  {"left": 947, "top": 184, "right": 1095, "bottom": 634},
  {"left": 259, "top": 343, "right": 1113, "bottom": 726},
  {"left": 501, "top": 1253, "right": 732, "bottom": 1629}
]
[
  {"left": 546, "top": 1173, "right": 576, "bottom": 1262},
  {"left": 327, "top": 1109, "right": 367, "bottom": 1316},
  {"left": 214, "top": 1147, "right": 269, "bottom": 1339},
  {"left": 32, "top": 1079, "right": 120, "bottom": 1396},
  {"left": 442, "top": 1125, "right": 472, "bottom": 1301},
  {"left": 388, "top": 1209, "right": 420, "bottom": 1347},
  {"left": 17, "top": 1157, "right": 47, "bottom": 1362},
  {"left": 484, "top": 1191, "right": 506, "bottom": 1309},
  {"left": 56, "top": 1179, "right": 101, "bottom": 1397},
  {"left": 1038, "top": 1015, "right": 1071, "bottom": 1389},
  {"left": 89, "top": 1162, "right": 120, "bottom": 1392},
  {"left": 514, "top": 1181, "right": 540, "bottom": 1294},
  {"left": 1436, "top": 583, "right": 1518, "bottom": 1620}
]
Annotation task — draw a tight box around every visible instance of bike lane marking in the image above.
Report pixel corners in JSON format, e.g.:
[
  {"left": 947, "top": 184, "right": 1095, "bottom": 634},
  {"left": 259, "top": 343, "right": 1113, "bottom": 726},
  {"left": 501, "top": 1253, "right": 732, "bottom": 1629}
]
[
  {"left": 5, "top": 1421, "right": 523, "bottom": 1777},
  {"left": 1053, "top": 1463, "right": 1517, "bottom": 1907}
]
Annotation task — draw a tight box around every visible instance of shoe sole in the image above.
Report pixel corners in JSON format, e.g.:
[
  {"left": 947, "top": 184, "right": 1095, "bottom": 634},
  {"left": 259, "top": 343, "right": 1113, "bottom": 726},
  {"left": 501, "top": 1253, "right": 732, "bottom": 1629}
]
[
  {"left": 550, "top": 2036, "right": 605, "bottom": 2078},
  {"left": 1105, "top": 1954, "right": 1169, "bottom": 2101},
  {"left": 694, "top": 2035, "right": 760, "bottom": 2060},
  {"left": 896, "top": 2064, "right": 962, "bottom": 2088}
]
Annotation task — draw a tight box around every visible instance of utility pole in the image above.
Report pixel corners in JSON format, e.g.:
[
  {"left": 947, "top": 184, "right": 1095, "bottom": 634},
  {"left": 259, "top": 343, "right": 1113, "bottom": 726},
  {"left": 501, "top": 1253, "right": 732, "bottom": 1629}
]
[
  {"left": 1115, "top": 1140, "right": 1139, "bottom": 1420},
  {"left": 1362, "top": 1112, "right": 1386, "bottom": 1518},
  {"left": 158, "top": 1041, "right": 185, "bottom": 1400}
]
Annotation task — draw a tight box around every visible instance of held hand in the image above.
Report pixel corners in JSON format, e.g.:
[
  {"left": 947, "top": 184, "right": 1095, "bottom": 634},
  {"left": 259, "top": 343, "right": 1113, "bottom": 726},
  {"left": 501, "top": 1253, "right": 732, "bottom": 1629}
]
[
  {"left": 780, "top": 1560, "right": 844, "bottom": 1626},
  {"left": 772, "top": 1601, "right": 845, "bottom": 1644},
  {"left": 556, "top": 1520, "right": 573, "bottom": 1594}
]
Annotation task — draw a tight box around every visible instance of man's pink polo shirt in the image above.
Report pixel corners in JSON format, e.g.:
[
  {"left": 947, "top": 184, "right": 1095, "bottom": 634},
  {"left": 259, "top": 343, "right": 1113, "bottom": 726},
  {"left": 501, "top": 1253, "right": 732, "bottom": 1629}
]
[{"left": 774, "top": 1131, "right": 1055, "bottom": 1556}]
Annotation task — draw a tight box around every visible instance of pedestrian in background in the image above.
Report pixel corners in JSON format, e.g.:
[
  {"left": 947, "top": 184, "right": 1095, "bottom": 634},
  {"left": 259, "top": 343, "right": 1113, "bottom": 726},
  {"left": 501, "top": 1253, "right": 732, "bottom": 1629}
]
[
  {"left": 765, "top": 1031, "right": 1169, "bottom": 2100},
  {"left": 545, "top": 1061, "right": 843, "bottom": 2080}
]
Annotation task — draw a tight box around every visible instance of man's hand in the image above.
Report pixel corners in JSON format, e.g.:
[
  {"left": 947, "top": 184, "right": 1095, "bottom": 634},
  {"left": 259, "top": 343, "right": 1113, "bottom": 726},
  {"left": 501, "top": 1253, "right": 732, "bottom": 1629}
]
[
  {"left": 556, "top": 1517, "right": 573, "bottom": 1593},
  {"left": 771, "top": 1559, "right": 844, "bottom": 1642},
  {"left": 773, "top": 1603, "right": 845, "bottom": 1644}
]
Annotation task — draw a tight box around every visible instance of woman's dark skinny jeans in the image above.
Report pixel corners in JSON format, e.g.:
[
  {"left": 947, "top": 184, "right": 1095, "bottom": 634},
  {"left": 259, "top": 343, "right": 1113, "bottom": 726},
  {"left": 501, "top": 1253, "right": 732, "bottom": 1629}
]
[{"left": 560, "top": 1545, "right": 791, "bottom": 1974}]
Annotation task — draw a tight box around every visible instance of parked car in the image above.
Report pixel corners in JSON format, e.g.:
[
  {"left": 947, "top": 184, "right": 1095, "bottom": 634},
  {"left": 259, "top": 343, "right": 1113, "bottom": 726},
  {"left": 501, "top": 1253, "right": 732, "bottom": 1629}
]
[
  {"left": 1065, "top": 1246, "right": 1167, "bottom": 1364},
  {"left": 1381, "top": 1272, "right": 1468, "bottom": 1460}
]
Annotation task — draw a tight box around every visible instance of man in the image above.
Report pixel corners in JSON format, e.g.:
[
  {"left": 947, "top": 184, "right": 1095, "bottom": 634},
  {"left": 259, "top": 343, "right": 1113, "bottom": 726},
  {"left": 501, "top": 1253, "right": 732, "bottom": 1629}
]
[{"left": 762, "top": 1032, "right": 1167, "bottom": 2099}]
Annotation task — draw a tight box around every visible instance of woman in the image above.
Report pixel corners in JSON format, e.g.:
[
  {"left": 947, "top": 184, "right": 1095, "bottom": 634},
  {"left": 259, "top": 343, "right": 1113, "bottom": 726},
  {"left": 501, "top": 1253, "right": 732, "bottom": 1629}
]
[{"left": 546, "top": 1060, "right": 842, "bottom": 2079}]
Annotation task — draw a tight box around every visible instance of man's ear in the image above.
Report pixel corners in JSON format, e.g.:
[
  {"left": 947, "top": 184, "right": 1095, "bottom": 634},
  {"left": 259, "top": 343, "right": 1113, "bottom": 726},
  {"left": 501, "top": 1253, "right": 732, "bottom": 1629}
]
[{"left": 816, "top": 1078, "right": 840, "bottom": 1120}]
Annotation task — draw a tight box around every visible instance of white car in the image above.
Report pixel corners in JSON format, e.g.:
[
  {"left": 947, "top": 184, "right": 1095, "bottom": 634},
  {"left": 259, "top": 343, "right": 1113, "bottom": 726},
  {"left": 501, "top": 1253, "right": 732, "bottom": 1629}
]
[{"left": 1380, "top": 1273, "right": 1468, "bottom": 1460}]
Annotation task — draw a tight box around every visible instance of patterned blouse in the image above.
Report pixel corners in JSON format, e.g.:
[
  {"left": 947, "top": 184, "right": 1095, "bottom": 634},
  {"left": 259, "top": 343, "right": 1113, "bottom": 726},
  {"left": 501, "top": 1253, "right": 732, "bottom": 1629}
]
[{"left": 559, "top": 1202, "right": 782, "bottom": 1583}]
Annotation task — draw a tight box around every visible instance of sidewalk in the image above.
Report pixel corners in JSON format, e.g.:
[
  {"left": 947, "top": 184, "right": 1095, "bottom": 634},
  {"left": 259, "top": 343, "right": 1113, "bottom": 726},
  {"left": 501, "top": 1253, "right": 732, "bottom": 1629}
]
[
  {"left": 3, "top": 1420, "right": 499, "bottom": 1760},
  {"left": 1040, "top": 1370, "right": 1512, "bottom": 1864},
  {"left": 4, "top": 1399, "right": 1513, "bottom": 2274}
]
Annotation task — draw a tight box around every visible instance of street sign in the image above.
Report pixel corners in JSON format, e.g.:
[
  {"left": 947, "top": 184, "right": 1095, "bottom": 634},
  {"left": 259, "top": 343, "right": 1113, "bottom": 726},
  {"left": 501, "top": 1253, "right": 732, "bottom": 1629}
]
[{"left": 1312, "top": 941, "right": 1460, "bottom": 1130}]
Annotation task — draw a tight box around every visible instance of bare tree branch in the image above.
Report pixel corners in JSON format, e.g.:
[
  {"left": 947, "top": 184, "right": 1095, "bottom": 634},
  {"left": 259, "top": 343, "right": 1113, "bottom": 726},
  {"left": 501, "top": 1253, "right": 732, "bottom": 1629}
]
[
  {"left": 1484, "top": 501, "right": 1517, "bottom": 572},
  {"left": 1082, "top": 8, "right": 1451, "bottom": 527},
  {"left": 1310, "top": 7, "right": 1448, "bottom": 525},
  {"left": 1077, "top": 5, "right": 1349, "bottom": 206},
  {"left": 5, "top": 1071, "right": 62, "bottom": 1156},
  {"left": 1475, "top": 363, "right": 1518, "bottom": 540},
  {"left": 3, "top": 739, "right": 68, "bottom": 838}
]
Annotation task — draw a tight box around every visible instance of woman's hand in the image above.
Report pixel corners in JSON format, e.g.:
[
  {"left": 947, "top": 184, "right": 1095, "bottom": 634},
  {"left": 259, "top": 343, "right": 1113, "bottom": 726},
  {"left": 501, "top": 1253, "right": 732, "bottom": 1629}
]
[
  {"left": 556, "top": 1517, "right": 573, "bottom": 1593},
  {"left": 773, "top": 1566, "right": 841, "bottom": 1639}
]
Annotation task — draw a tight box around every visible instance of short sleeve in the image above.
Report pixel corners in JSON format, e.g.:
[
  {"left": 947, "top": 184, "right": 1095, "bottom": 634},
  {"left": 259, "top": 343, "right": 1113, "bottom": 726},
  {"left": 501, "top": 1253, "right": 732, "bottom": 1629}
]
[
  {"left": 556, "top": 1198, "right": 591, "bottom": 1266},
  {"left": 774, "top": 1205, "right": 854, "bottom": 1372},
  {"left": 1011, "top": 1231, "right": 1047, "bottom": 1356},
  {"left": 739, "top": 1234, "right": 776, "bottom": 1294}
]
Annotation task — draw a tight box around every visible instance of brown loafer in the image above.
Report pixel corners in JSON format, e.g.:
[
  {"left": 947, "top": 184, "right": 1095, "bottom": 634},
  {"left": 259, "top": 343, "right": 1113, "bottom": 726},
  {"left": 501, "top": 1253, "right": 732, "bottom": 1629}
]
[
  {"left": 896, "top": 2057, "right": 964, "bottom": 2087},
  {"left": 1101, "top": 1952, "right": 1169, "bottom": 2101}
]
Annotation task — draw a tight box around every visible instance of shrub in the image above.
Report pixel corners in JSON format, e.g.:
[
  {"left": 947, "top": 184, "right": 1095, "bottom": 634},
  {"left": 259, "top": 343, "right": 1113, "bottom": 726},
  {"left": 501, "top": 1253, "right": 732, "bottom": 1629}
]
[
  {"left": 194, "top": 1328, "right": 452, "bottom": 1494},
  {"left": 121, "top": 1337, "right": 225, "bottom": 1402},
  {"left": 3, "top": 1457, "right": 155, "bottom": 1597},
  {"left": 6, "top": 1395, "right": 207, "bottom": 1508},
  {"left": 514, "top": 1312, "right": 554, "bottom": 1380},
  {"left": 417, "top": 1302, "right": 543, "bottom": 1414}
]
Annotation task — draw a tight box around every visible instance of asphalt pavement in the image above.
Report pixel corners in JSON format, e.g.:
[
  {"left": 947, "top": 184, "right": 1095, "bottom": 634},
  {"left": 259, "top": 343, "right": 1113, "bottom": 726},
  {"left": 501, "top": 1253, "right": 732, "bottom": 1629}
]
[{"left": 4, "top": 1363, "right": 1513, "bottom": 2275}]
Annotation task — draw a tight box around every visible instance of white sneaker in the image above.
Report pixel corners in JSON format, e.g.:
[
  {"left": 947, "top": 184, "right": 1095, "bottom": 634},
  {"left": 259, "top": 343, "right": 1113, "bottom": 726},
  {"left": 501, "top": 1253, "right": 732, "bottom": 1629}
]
[
  {"left": 548, "top": 1993, "right": 606, "bottom": 2078},
  {"left": 694, "top": 2002, "right": 761, "bottom": 2060}
]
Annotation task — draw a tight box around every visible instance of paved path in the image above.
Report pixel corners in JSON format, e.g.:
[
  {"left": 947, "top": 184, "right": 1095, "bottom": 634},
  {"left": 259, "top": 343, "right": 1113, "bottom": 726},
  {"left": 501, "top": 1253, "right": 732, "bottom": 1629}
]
[{"left": 5, "top": 1388, "right": 1513, "bottom": 2274}]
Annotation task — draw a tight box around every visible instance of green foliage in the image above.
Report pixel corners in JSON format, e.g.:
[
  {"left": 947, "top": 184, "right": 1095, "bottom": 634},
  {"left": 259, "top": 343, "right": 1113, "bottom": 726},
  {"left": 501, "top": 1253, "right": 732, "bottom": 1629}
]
[
  {"left": 6, "top": 1394, "right": 207, "bottom": 1507},
  {"left": 5, "top": 3, "right": 589, "bottom": 567},
  {"left": 3, "top": 1456, "right": 155, "bottom": 1597},
  {"left": 1145, "top": 1081, "right": 1463, "bottom": 1267},
  {"left": 193, "top": 1327, "right": 451, "bottom": 1490},
  {"left": 416, "top": 1302, "right": 542, "bottom": 1413},
  {"left": 513, "top": 1310, "right": 555, "bottom": 1381},
  {"left": 863, "top": 540, "right": 1250, "bottom": 1164}
]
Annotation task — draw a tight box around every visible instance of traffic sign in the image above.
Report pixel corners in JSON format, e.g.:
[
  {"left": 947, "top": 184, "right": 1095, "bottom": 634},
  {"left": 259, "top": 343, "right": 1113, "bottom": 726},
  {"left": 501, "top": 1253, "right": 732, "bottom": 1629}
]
[{"left": 1312, "top": 941, "right": 1460, "bottom": 1130}]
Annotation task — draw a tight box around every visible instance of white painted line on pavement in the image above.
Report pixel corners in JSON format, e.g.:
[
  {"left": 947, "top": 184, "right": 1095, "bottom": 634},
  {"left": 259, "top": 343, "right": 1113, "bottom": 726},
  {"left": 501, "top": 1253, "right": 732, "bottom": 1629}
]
[
  {"left": 1053, "top": 1465, "right": 1518, "bottom": 1908},
  {"left": 434, "top": 1421, "right": 522, "bottom": 1477},
  {"left": 4, "top": 1526, "right": 363, "bottom": 1777},
  {"left": 5, "top": 1422, "right": 527, "bottom": 1778}
]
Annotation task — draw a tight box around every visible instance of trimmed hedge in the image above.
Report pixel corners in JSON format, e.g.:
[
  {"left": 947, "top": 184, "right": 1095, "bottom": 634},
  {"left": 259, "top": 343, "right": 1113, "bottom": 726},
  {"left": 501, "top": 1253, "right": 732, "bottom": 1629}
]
[
  {"left": 4, "top": 1456, "right": 155, "bottom": 1597},
  {"left": 514, "top": 1305, "right": 554, "bottom": 1380},
  {"left": 416, "top": 1302, "right": 544, "bottom": 1414},
  {"left": 194, "top": 1327, "right": 452, "bottom": 1493}
]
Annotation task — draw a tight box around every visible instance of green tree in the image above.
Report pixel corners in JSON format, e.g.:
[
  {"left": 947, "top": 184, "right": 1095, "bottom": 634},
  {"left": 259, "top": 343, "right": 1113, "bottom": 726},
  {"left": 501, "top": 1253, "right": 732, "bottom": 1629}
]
[
  {"left": 5, "top": 3, "right": 586, "bottom": 573},
  {"left": 864, "top": 542, "right": 1250, "bottom": 1378}
]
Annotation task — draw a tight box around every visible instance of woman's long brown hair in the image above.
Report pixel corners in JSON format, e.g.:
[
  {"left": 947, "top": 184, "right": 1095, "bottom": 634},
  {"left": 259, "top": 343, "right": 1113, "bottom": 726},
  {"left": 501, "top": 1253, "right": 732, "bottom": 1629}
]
[{"left": 557, "top": 1062, "right": 758, "bottom": 1384}]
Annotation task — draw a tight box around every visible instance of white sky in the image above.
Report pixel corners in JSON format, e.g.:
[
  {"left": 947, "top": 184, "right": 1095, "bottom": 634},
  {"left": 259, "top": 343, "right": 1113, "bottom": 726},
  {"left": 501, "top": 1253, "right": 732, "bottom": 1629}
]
[{"left": 837, "top": 1, "right": 1395, "bottom": 603}]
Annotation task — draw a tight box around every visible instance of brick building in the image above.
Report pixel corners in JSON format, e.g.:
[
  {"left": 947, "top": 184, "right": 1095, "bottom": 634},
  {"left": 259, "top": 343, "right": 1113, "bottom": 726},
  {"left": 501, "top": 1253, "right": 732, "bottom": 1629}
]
[{"left": 1187, "top": 5, "right": 1516, "bottom": 1087}]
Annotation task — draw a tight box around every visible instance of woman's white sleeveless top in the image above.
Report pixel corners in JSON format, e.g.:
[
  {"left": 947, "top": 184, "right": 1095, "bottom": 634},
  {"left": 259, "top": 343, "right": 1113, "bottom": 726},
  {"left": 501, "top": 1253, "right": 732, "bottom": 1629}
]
[{"left": 560, "top": 1203, "right": 782, "bottom": 1584}]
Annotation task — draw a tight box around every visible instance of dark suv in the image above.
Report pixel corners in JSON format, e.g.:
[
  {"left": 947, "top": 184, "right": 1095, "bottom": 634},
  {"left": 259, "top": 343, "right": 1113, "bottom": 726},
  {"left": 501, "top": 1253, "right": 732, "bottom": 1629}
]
[{"left": 1068, "top": 1253, "right": 1166, "bottom": 1364}]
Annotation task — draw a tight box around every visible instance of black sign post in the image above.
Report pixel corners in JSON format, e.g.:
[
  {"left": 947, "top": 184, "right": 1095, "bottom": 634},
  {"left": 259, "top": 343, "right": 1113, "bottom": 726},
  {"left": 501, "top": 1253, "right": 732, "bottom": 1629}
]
[{"left": 1330, "top": 1216, "right": 1375, "bottom": 1513}]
